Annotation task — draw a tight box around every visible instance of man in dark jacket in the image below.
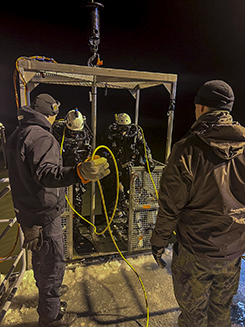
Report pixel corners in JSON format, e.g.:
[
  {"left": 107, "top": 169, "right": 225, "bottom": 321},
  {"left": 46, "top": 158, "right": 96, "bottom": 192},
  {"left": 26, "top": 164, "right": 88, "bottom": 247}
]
[
  {"left": 151, "top": 80, "right": 245, "bottom": 327},
  {"left": 5, "top": 94, "right": 110, "bottom": 327}
]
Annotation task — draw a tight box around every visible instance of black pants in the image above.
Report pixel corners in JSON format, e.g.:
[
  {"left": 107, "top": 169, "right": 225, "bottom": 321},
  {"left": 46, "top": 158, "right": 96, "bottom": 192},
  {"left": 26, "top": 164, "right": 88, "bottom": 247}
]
[
  {"left": 171, "top": 243, "right": 241, "bottom": 327},
  {"left": 32, "top": 217, "right": 65, "bottom": 324}
]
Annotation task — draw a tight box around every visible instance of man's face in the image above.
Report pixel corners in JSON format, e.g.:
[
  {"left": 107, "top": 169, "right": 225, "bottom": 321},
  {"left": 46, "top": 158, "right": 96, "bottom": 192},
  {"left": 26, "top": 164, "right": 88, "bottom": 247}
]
[
  {"left": 48, "top": 114, "right": 57, "bottom": 125},
  {"left": 195, "top": 104, "right": 203, "bottom": 120}
]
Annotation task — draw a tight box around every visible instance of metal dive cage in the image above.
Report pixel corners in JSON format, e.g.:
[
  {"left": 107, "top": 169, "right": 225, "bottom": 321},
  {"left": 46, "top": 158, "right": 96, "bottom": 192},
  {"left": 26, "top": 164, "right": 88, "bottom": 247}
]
[{"left": 16, "top": 58, "right": 178, "bottom": 261}]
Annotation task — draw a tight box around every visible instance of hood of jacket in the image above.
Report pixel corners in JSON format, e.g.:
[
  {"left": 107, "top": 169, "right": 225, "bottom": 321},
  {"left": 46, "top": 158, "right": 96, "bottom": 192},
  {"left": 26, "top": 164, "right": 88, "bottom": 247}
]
[
  {"left": 17, "top": 105, "right": 52, "bottom": 132},
  {"left": 190, "top": 110, "right": 245, "bottom": 160}
]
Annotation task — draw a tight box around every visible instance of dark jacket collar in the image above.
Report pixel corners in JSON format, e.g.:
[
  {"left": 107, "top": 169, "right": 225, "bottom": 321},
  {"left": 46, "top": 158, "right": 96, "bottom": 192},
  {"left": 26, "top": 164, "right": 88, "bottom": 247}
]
[
  {"left": 190, "top": 110, "right": 245, "bottom": 160},
  {"left": 191, "top": 110, "right": 233, "bottom": 132},
  {"left": 17, "top": 106, "right": 52, "bottom": 132}
]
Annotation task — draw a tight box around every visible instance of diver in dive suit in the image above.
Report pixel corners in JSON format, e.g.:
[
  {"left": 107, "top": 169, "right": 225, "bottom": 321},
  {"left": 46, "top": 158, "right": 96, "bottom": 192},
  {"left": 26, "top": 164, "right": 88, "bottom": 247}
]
[
  {"left": 100, "top": 113, "right": 155, "bottom": 221},
  {"left": 53, "top": 108, "right": 94, "bottom": 255}
]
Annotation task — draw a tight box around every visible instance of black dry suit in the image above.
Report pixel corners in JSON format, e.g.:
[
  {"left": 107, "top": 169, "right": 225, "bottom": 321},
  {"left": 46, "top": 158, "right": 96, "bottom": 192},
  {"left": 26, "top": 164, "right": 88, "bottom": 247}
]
[
  {"left": 151, "top": 110, "right": 245, "bottom": 260},
  {"left": 5, "top": 106, "right": 80, "bottom": 228}
]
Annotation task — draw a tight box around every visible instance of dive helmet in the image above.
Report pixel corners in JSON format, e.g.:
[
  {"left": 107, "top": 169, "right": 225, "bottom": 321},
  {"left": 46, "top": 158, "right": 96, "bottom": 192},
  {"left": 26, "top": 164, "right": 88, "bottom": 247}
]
[
  {"left": 115, "top": 113, "right": 131, "bottom": 125},
  {"left": 66, "top": 108, "right": 84, "bottom": 131}
]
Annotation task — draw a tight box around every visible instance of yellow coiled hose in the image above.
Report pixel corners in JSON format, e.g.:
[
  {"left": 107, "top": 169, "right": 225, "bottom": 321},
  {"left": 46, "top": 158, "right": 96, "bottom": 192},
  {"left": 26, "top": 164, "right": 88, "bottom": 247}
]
[{"left": 64, "top": 142, "right": 150, "bottom": 327}]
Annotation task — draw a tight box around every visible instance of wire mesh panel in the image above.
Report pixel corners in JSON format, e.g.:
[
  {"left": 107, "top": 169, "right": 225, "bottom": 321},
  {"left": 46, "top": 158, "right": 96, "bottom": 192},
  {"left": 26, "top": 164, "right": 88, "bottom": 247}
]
[
  {"left": 130, "top": 167, "right": 164, "bottom": 209},
  {"left": 61, "top": 186, "right": 73, "bottom": 260},
  {"left": 130, "top": 210, "right": 158, "bottom": 251},
  {"left": 128, "top": 165, "right": 165, "bottom": 252}
]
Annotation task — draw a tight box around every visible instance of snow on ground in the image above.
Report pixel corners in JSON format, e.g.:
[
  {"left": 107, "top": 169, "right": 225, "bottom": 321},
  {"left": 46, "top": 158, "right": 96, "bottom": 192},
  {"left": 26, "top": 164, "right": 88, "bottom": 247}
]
[{"left": 1, "top": 248, "right": 245, "bottom": 327}]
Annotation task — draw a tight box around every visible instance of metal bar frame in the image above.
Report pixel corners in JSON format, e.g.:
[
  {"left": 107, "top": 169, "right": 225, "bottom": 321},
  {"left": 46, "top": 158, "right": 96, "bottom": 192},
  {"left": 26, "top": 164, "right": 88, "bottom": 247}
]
[
  {"left": 0, "top": 180, "right": 26, "bottom": 323},
  {"left": 134, "top": 89, "right": 140, "bottom": 125},
  {"left": 165, "top": 81, "right": 177, "bottom": 162},
  {"left": 0, "top": 219, "right": 26, "bottom": 323},
  {"left": 16, "top": 59, "right": 178, "bottom": 259},
  {"left": 90, "top": 77, "right": 97, "bottom": 227}
]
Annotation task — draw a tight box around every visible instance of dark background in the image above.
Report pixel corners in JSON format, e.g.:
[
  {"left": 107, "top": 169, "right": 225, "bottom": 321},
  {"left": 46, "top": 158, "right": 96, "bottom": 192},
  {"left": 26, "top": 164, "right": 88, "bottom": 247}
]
[{"left": 1, "top": 1, "right": 245, "bottom": 162}]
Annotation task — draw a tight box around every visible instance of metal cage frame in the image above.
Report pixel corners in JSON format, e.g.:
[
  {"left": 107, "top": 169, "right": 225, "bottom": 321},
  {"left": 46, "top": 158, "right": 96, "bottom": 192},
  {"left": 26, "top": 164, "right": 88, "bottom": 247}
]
[
  {"left": 0, "top": 179, "right": 26, "bottom": 323},
  {"left": 17, "top": 59, "right": 177, "bottom": 259},
  {"left": 17, "top": 59, "right": 177, "bottom": 227}
]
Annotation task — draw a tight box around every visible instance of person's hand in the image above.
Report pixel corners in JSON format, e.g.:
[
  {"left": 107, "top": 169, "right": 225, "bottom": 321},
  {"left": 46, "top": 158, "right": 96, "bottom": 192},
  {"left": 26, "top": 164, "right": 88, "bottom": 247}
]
[
  {"left": 22, "top": 225, "right": 43, "bottom": 251},
  {"left": 152, "top": 245, "right": 167, "bottom": 268},
  {"left": 77, "top": 156, "right": 110, "bottom": 182}
]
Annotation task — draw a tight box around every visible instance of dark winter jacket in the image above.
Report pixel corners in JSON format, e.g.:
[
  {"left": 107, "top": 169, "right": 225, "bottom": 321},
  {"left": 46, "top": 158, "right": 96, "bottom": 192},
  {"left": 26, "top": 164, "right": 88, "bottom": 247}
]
[
  {"left": 151, "top": 110, "right": 245, "bottom": 260},
  {"left": 5, "top": 106, "right": 80, "bottom": 228}
]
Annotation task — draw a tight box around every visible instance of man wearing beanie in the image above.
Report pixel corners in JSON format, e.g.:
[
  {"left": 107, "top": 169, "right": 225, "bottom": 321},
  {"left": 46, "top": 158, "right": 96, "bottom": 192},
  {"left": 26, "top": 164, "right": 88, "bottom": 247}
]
[
  {"left": 151, "top": 80, "right": 245, "bottom": 327},
  {"left": 5, "top": 94, "right": 110, "bottom": 327}
]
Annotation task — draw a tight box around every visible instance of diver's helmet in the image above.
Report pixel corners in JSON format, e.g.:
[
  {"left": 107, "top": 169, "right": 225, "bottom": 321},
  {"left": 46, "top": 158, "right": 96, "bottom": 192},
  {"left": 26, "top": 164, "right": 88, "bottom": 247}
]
[
  {"left": 115, "top": 113, "right": 131, "bottom": 125},
  {"left": 66, "top": 108, "right": 84, "bottom": 131}
]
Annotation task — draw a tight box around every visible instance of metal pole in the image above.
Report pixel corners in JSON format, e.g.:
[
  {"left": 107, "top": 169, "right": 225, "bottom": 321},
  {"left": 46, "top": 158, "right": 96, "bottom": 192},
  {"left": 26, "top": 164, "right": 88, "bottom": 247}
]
[
  {"left": 134, "top": 89, "right": 140, "bottom": 125},
  {"left": 165, "top": 81, "right": 177, "bottom": 162},
  {"left": 90, "top": 76, "right": 97, "bottom": 227},
  {"left": 0, "top": 123, "right": 7, "bottom": 169},
  {"left": 67, "top": 185, "right": 73, "bottom": 260},
  {"left": 18, "top": 67, "right": 27, "bottom": 107},
  {"left": 26, "top": 90, "right": 31, "bottom": 106}
]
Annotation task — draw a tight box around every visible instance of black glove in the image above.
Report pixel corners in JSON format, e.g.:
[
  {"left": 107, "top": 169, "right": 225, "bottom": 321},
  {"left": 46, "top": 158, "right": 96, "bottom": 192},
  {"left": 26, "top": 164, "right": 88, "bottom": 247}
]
[
  {"left": 152, "top": 245, "right": 167, "bottom": 269},
  {"left": 22, "top": 225, "right": 43, "bottom": 252}
]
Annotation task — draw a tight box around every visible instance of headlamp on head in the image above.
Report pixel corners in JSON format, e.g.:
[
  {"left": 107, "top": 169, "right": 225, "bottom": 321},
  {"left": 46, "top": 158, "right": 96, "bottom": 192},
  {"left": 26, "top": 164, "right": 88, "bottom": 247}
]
[
  {"left": 52, "top": 101, "right": 60, "bottom": 115},
  {"left": 115, "top": 113, "right": 131, "bottom": 125},
  {"left": 66, "top": 108, "right": 85, "bottom": 131}
]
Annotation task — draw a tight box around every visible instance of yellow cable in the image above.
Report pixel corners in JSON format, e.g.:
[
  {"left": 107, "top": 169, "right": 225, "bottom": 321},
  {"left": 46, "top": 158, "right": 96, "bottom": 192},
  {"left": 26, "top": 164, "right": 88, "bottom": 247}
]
[
  {"left": 15, "top": 57, "right": 28, "bottom": 106},
  {"left": 137, "top": 125, "right": 176, "bottom": 237},
  {"left": 100, "top": 190, "right": 150, "bottom": 327},
  {"left": 137, "top": 126, "right": 176, "bottom": 238},
  {"left": 137, "top": 125, "right": 159, "bottom": 201},
  {"left": 60, "top": 126, "right": 66, "bottom": 155},
  {"left": 136, "top": 126, "right": 177, "bottom": 238},
  {"left": 64, "top": 146, "right": 120, "bottom": 236},
  {"left": 90, "top": 145, "right": 120, "bottom": 235},
  {"left": 65, "top": 144, "right": 150, "bottom": 327},
  {"left": 14, "top": 56, "right": 57, "bottom": 109}
]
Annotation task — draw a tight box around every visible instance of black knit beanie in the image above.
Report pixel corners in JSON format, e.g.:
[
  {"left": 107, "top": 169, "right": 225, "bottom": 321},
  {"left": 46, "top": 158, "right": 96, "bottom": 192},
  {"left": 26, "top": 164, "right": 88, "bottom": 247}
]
[
  {"left": 30, "top": 94, "right": 60, "bottom": 116},
  {"left": 194, "top": 80, "right": 234, "bottom": 111}
]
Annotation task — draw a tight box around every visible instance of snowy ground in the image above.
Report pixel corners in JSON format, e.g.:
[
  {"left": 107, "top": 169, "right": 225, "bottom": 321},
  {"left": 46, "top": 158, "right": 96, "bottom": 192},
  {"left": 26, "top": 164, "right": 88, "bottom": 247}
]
[{"left": 1, "top": 248, "right": 245, "bottom": 327}]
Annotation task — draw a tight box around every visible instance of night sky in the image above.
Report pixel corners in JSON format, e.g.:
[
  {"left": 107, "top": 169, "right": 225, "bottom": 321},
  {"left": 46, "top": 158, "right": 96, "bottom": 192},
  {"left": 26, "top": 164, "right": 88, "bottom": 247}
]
[{"left": 1, "top": 1, "right": 245, "bottom": 162}]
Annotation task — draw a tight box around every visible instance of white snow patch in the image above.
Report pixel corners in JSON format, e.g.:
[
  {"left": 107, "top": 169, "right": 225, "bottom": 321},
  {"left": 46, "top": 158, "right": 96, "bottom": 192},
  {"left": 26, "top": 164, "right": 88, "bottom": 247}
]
[{"left": 1, "top": 251, "right": 244, "bottom": 327}]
